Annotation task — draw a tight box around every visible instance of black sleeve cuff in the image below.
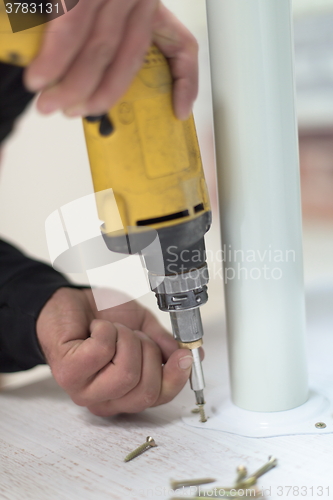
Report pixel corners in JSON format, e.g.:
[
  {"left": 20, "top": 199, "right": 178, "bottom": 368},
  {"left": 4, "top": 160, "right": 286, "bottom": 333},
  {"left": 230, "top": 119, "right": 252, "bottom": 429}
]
[
  {"left": 0, "top": 242, "right": 87, "bottom": 372},
  {"left": 0, "top": 62, "right": 35, "bottom": 144}
]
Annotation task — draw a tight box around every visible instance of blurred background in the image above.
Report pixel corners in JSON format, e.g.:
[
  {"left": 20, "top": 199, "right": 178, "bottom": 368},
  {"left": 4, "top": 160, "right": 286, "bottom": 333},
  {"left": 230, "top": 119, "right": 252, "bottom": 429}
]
[{"left": 1, "top": 0, "right": 333, "bottom": 384}]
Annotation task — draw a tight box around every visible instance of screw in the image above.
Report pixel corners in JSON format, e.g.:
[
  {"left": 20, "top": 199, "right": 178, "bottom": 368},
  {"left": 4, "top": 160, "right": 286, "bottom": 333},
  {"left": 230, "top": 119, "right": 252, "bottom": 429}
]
[
  {"left": 170, "top": 478, "right": 216, "bottom": 489},
  {"left": 198, "top": 404, "right": 207, "bottom": 423},
  {"left": 235, "top": 465, "right": 248, "bottom": 486},
  {"left": 124, "top": 436, "right": 157, "bottom": 462},
  {"left": 238, "top": 456, "right": 277, "bottom": 488},
  {"left": 315, "top": 422, "right": 326, "bottom": 429},
  {"left": 191, "top": 405, "right": 207, "bottom": 422}
]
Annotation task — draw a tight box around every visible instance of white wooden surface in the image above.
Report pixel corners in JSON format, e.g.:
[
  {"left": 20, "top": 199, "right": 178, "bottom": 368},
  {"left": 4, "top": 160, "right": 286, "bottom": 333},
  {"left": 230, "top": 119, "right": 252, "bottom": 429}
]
[{"left": 1, "top": 285, "right": 333, "bottom": 500}]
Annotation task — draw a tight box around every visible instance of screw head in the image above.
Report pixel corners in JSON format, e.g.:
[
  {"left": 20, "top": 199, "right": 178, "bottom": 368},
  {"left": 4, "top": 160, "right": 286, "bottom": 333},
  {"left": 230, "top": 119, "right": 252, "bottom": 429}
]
[
  {"left": 315, "top": 422, "right": 326, "bottom": 429},
  {"left": 146, "top": 436, "right": 157, "bottom": 446}
]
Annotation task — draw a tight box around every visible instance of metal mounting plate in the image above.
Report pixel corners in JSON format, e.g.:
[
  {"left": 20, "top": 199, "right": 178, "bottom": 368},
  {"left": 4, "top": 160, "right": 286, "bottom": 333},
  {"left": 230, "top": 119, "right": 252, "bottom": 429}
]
[
  {"left": 183, "top": 284, "right": 333, "bottom": 438},
  {"left": 182, "top": 383, "right": 333, "bottom": 437}
]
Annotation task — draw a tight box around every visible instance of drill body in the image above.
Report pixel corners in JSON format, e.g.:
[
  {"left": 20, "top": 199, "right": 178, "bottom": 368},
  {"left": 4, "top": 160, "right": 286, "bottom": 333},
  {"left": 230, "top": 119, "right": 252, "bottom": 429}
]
[{"left": 82, "top": 46, "right": 211, "bottom": 405}]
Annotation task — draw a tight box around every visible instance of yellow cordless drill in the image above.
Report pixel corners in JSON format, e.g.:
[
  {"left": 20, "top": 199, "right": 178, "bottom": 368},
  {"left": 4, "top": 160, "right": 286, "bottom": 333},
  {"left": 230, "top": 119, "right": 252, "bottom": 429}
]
[{"left": 0, "top": 5, "right": 211, "bottom": 408}]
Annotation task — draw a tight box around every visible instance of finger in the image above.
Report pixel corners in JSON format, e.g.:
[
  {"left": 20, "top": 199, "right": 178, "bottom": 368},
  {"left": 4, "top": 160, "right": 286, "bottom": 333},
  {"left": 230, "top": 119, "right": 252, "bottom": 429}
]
[
  {"left": 152, "top": 348, "right": 193, "bottom": 406},
  {"left": 83, "top": 289, "right": 144, "bottom": 327},
  {"left": 38, "top": 0, "right": 137, "bottom": 114},
  {"left": 141, "top": 309, "right": 179, "bottom": 362},
  {"left": 53, "top": 319, "right": 118, "bottom": 391},
  {"left": 88, "top": 331, "right": 162, "bottom": 416},
  {"left": 73, "top": 323, "right": 142, "bottom": 405},
  {"left": 152, "top": 4, "right": 199, "bottom": 120},
  {"left": 79, "top": 0, "right": 159, "bottom": 116},
  {"left": 24, "top": 0, "right": 103, "bottom": 94},
  {"left": 84, "top": 290, "right": 177, "bottom": 362}
]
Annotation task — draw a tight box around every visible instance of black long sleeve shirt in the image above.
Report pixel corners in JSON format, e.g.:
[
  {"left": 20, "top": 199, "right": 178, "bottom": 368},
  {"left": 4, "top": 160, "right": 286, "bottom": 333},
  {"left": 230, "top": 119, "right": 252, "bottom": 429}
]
[{"left": 0, "top": 62, "right": 78, "bottom": 372}]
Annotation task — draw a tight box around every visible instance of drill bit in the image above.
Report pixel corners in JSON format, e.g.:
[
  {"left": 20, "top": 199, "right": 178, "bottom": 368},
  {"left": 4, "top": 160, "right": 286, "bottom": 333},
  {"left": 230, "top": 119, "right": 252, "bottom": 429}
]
[
  {"left": 190, "top": 347, "right": 207, "bottom": 421},
  {"left": 191, "top": 347, "right": 205, "bottom": 405},
  {"left": 167, "top": 294, "right": 207, "bottom": 409}
]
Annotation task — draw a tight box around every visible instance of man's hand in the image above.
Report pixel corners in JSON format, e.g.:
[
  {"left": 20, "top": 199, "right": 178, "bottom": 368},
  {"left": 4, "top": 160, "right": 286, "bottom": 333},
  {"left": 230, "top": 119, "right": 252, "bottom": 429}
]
[
  {"left": 36, "top": 288, "right": 194, "bottom": 416},
  {"left": 24, "top": 0, "right": 198, "bottom": 120}
]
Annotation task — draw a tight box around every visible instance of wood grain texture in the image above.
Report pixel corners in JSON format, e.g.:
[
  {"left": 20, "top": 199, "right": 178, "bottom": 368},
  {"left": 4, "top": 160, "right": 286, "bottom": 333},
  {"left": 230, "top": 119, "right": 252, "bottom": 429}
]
[{"left": 1, "top": 289, "right": 333, "bottom": 500}]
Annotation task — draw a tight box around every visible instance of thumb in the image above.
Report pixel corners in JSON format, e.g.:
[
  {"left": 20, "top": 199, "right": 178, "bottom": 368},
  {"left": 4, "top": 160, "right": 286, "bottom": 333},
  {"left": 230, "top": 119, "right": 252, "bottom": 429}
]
[{"left": 153, "top": 348, "right": 193, "bottom": 406}]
